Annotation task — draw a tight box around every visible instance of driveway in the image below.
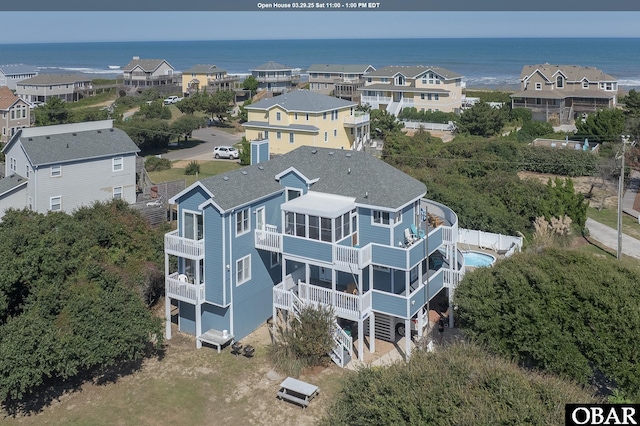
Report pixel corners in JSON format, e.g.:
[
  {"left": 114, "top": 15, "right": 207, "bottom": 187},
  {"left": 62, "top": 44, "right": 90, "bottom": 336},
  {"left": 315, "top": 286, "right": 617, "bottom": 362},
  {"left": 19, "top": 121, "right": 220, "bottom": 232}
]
[
  {"left": 585, "top": 218, "right": 640, "bottom": 259},
  {"left": 163, "top": 127, "right": 242, "bottom": 161}
]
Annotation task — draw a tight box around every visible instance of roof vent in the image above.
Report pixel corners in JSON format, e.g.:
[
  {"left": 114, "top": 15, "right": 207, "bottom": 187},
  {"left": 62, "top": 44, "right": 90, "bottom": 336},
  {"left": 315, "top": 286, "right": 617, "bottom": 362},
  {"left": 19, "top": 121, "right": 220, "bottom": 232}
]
[
  {"left": 258, "top": 165, "right": 264, "bottom": 170},
  {"left": 241, "top": 170, "right": 248, "bottom": 175},
  {"left": 223, "top": 176, "right": 229, "bottom": 181},
  {"left": 66, "top": 143, "right": 69, "bottom": 148},
  {"left": 72, "top": 133, "right": 77, "bottom": 136},
  {"left": 328, "top": 151, "right": 334, "bottom": 156},
  {"left": 365, "top": 191, "right": 368, "bottom": 198},
  {"left": 97, "top": 130, "right": 102, "bottom": 133},
  {"left": 346, "top": 153, "right": 352, "bottom": 158},
  {"left": 311, "top": 149, "right": 317, "bottom": 154},
  {"left": 347, "top": 168, "right": 351, "bottom": 174},
  {"left": 28, "top": 138, "right": 32, "bottom": 141},
  {"left": 46, "top": 136, "right": 50, "bottom": 139},
  {"left": 110, "top": 128, "right": 114, "bottom": 132}
]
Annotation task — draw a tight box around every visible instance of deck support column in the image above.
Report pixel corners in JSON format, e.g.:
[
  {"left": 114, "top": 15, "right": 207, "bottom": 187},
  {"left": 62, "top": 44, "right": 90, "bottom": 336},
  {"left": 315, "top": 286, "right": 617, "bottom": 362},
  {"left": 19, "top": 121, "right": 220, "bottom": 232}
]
[
  {"left": 358, "top": 319, "right": 364, "bottom": 361},
  {"left": 195, "top": 302, "right": 202, "bottom": 349},
  {"left": 369, "top": 312, "right": 375, "bottom": 353},
  {"left": 165, "top": 296, "right": 172, "bottom": 340},
  {"left": 405, "top": 319, "right": 411, "bottom": 359},
  {"left": 417, "top": 306, "right": 424, "bottom": 338}
]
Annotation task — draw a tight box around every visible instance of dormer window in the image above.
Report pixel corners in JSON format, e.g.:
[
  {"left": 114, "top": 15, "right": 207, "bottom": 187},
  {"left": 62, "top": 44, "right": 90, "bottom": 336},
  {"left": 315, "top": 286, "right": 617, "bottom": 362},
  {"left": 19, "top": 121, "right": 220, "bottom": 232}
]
[
  {"left": 556, "top": 76, "right": 564, "bottom": 88},
  {"left": 582, "top": 80, "right": 589, "bottom": 89},
  {"left": 535, "top": 82, "right": 542, "bottom": 91}
]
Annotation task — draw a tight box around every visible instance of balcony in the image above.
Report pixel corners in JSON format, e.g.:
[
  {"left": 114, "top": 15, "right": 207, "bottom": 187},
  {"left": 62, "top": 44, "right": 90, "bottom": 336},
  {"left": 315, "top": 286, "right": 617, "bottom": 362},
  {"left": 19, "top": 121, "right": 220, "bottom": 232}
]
[
  {"left": 343, "top": 113, "right": 370, "bottom": 126},
  {"left": 361, "top": 95, "right": 392, "bottom": 104},
  {"left": 255, "top": 225, "right": 282, "bottom": 252},
  {"left": 166, "top": 272, "right": 205, "bottom": 304},
  {"left": 165, "top": 230, "right": 205, "bottom": 259}
]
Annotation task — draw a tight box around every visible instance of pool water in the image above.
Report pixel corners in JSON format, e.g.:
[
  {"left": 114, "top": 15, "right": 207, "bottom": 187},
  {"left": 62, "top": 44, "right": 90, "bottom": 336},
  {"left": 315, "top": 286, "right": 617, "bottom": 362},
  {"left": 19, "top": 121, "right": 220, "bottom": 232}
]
[{"left": 463, "top": 251, "right": 496, "bottom": 267}]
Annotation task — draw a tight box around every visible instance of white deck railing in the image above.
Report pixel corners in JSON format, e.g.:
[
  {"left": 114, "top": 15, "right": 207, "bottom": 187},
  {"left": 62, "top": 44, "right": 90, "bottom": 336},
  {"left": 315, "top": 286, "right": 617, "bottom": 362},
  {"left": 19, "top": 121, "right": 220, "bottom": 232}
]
[
  {"left": 165, "top": 230, "right": 204, "bottom": 258},
  {"left": 166, "top": 272, "right": 205, "bottom": 304},
  {"left": 255, "top": 226, "right": 283, "bottom": 252},
  {"left": 298, "top": 280, "right": 370, "bottom": 320},
  {"left": 334, "top": 244, "right": 372, "bottom": 269},
  {"left": 343, "top": 113, "right": 370, "bottom": 125}
]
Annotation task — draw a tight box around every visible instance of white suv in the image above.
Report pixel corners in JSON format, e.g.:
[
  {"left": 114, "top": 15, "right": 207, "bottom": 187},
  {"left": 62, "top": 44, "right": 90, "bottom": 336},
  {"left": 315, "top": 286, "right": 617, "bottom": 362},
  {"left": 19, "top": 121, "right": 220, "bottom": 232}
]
[{"left": 213, "top": 146, "right": 239, "bottom": 159}]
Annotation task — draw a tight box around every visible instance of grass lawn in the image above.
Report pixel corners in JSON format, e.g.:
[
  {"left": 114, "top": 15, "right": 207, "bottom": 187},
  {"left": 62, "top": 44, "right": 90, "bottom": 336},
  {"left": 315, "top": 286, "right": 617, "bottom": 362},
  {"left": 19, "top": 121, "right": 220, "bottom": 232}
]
[
  {"left": 586, "top": 206, "right": 640, "bottom": 239},
  {"left": 2, "top": 324, "right": 345, "bottom": 425},
  {"left": 148, "top": 159, "right": 242, "bottom": 187}
]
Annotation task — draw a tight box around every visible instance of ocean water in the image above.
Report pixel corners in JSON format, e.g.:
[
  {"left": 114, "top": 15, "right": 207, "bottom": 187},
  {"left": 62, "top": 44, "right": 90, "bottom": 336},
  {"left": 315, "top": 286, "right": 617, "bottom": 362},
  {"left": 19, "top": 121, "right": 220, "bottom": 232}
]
[{"left": 1, "top": 38, "right": 639, "bottom": 89}]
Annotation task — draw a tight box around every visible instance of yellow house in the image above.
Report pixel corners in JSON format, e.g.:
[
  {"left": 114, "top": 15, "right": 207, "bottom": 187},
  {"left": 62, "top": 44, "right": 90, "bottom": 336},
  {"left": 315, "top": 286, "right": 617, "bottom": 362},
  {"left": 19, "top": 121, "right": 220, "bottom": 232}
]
[
  {"left": 360, "top": 65, "right": 464, "bottom": 116},
  {"left": 243, "top": 90, "right": 370, "bottom": 155},
  {"left": 181, "top": 64, "right": 239, "bottom": 96}
]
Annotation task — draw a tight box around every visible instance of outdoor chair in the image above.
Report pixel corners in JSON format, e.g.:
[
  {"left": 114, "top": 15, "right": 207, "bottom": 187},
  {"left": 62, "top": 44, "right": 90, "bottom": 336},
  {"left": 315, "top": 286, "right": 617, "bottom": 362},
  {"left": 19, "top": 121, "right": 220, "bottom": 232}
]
[
  {"left": 404, "top": 228, "right": 417, "bottom": 245},
  {"left": 410, "top": 224, "right": 426, "bottom": 239}
]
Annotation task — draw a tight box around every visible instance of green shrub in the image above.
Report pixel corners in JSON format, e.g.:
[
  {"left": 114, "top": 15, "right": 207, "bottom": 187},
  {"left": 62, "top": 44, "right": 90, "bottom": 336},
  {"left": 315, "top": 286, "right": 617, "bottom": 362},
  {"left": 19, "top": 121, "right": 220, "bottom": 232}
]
[
  {"left": 455, "top": 249, "right": 640, "bottom": 400},
  {"left": 322, "top": 343, "right": 598, "bottom": 425},
  {"left": 269, "top": 304, "right": 335, "bottom": 376},
  {"left": 144, "top": 156, "right": 172, "bottom": 172},
  {"left": 184, "top": 161, "right": 200, "bottom": 175}
]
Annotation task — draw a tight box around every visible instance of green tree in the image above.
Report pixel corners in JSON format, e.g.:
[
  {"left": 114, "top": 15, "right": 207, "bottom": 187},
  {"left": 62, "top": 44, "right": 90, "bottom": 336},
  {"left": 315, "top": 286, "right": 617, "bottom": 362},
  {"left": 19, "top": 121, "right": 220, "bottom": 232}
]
[
  {"left": 0, "top": 202, "right": 163, "bottom": 405},
  {"left": 201, "top": 91, "right": 235, "bottom": 123},
  {"left": 239, "top": 137, "right": 251, "bottom": 165},
  {"left": 575, "top": 108, "right": 625, "bottom": 142},
  {"left": 242, "top": 75, "right": 259, "bottom": 95},
  {"left": 455, "top": 102, "right": 508, "bottom": 137},
  {"left": 137, "top": 100, "right": 171, "bottom": 120},
  {"left": 622, "top": 89, "right": 640, "bottom": 116},
  {"left": 170, "top": 114, "right": 206, "bottom": 143},
  {"left": 455, "top": 249, "right": 640, "bottom": 400},
  {"left": 517, "top": 120, "right": 554, "bottom": 142},
  {"left": 116, "top": 118, "right": 172, "bottom": 152},
  {"left": 238, "top": 99, "right": 252, "bottom": 123},
  {"left": 176, "top": 92, "right": 202, "bottom": 115},
  {"left": 370, "top": 109, "right": 404, "bottom": 140},
  {"left": 33, "top": 97, "right": 72, "bottom": 126}
]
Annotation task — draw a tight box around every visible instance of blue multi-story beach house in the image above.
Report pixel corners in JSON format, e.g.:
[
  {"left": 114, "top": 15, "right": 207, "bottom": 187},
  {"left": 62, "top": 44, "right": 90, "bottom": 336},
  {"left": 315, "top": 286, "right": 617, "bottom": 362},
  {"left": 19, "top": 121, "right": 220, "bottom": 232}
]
[{"left": 164, "top": 143, "right": 463, "bottom": 366}]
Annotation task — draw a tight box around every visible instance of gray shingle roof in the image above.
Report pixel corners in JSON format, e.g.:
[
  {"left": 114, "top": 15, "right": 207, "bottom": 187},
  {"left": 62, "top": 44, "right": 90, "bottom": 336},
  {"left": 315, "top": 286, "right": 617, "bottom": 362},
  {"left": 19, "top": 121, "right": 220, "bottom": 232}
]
[
  {"left": 123, "top": 58, "right": 173, "bottom": 72},
  {"left": 0, "top": 64, "right": 38, "bottom": 75},
  {"left": 367, "top": 65, "right": 462, "bottom": 80},
  {"left": 251, "top": 61, "right": 291, "bottom": 71},
  {"left": 307, "top": 64, "right": 375, "bottom": 74},
  {"left": 19, "top": 126, "right": 139, "bottom": 166},
  {"left": 196, "top": 146, "right": 426, "bottom": 212},
  {"left": 246, "top": 90, "right": 356, "bottom": 112},
  {"left": 183, "top": 64, "right": 228, "bottom": 74},
  {"left": 17, "top": 74, "right": 91, "bottom": 86},
  {"left": 0, "top": 174, "right": 28, "bottom": 198},
  {"left": 520, "top": 64, "right": 616, "bottom": 82}
]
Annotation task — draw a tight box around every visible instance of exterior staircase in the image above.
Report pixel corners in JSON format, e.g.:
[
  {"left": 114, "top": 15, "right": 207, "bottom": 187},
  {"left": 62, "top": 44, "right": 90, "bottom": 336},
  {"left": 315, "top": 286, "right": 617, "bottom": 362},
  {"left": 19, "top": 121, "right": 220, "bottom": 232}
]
[{"left": 274, "top": 277, "right": 354, "bottom": 368}]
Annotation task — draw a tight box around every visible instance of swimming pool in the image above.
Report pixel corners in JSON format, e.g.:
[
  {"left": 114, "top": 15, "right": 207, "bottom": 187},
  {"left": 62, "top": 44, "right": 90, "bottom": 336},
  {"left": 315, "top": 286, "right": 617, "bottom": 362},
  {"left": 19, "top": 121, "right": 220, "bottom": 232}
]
[{"left": 463, "top": 251, "right": 496, "bottom": 268}]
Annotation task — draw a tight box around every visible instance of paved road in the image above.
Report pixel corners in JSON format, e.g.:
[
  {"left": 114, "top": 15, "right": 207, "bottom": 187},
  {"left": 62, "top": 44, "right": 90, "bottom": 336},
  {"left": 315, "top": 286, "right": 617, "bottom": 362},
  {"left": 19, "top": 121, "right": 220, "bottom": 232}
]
[
  {"left": 585, "top": 218, "right": 640, "bottom": 259},
  {"left": 163, "top": 127, "right": 242, "bottom": 161}
]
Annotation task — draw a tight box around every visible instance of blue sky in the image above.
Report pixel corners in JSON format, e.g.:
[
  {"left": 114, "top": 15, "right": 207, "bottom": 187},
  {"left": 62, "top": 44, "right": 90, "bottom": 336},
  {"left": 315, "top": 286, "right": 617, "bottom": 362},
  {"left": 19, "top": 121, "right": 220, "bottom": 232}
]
[{"left": 1, "top": 12, "right": 640, "bottom": 43}]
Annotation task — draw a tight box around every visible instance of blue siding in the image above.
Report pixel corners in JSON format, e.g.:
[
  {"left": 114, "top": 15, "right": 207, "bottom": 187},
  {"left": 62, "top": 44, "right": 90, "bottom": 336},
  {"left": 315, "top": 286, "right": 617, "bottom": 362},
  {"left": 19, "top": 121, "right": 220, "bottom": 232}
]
[
  {"left": 372, "top": 291, "right": 407, "bottom": 318},
  {"left": 251, "top": 140, "right": 269, "bottom": 165},
  {"left": 409, "top": 288, "right": 426, "bottom": 317},
  {"left": 427, "top": 270, "right": 445, "bottom": 301},
  {"left": 393, "top": 269, "right": 406, "bottom": 294},
  {"left": 279, "top": 171, "right": 308, "bottom": 194},
  {"left": 179, "top": 301, "right": 196, "bottom": 335},
  {"left": 409, "top": 239, "right": 428, "bottom": 268},
  {"left": 233, "top": 282, "right": 273, "bottom": 340},
  {"left": 201, "top": 303, "right": 230, "bottom": 333},
  {"left": 262, "top": 192, "right": 284, "bottom": 230},
  {"left": 372, "top": 245, "right": 406, "bottom": 269},
  {"left": 204, "top": 206, "right": 225, "bottom": 305},
  {"left": 427, "top": 227, "right": 444, "bottom": 256},
  {"left": 358, "top": 208, "right": 390, "bottom": 246},
  {"left": 176, "top": 186, "right": 211, "bottom": 236},
  {"left": 282, "top": 235, "right": 332, "bottom": 263}
]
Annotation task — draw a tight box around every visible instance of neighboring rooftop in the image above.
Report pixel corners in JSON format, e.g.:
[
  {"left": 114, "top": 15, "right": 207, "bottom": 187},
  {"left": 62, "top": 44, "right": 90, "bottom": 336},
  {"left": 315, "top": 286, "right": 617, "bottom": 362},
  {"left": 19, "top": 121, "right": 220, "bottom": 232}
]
[
  {"left": 2, "top": 120, "right": 140, "bottom": 166},
  {"left": 189, "top": 146, "right": 426, "bottom": 212},
  {"left": 307, "top": 64, "right": 375, "bottom": 74},
  {"left": 0, "top": 86, "right": 23, "bottom": 110},
  {"left": 0, "top": 174, "right": 28, "bottom": 198},
  {"left": 123, "top": 57, "right": 174, "bottom": 72},
  {"left": 183, "top": 64, "right": 228, "bottom": 74},
  {"left": 0, "top": 64, "right": 38, "bottom": 75},
  {"left": 246, "top": 90, "right": 356, "bottom": 112},
  {"left": 519, "top": 64, "right": 616, "bottom": 82},
  {"left": 251, "top": 61, "right": 292, "bottom": 71},
  {"left": 367, "top": 65, "right": 463, "bottom": 80},
  {"left": 17, "top": 74, "right": 91, "bottom": 86}
]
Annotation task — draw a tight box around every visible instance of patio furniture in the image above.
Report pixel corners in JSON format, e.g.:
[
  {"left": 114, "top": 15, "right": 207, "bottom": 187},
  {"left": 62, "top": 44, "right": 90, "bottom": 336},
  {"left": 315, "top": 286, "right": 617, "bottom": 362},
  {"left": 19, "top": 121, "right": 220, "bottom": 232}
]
[
  {"left": 197, "top": 329, "right": 234, "bottom": 353},
  {"left": 243, "top": 345, "right": 255, "bottom": 358},
  {"left": 410, "top": 224, "right": 426, "bottom": 239},
  {"left": 404, "top": 228, "right": 417, "bottom": 245},
  {"left": 277, "top": 377, "right": 320, "bottom": 409}
]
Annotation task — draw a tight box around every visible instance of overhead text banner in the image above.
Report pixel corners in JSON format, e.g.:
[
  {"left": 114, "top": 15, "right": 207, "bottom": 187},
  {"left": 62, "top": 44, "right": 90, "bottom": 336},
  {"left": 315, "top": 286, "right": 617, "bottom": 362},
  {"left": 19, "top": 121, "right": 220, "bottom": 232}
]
[{"left": 3, "top": 0, "right": 640, "bottom": 11}]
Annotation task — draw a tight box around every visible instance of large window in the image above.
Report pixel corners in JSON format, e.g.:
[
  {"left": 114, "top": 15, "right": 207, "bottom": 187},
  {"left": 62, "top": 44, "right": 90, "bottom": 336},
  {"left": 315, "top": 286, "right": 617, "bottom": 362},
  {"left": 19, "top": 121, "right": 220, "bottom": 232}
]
[
  {"left": 373, "top": 210, "right": 401, "bottom": 226},
  {"left": 113, "top": 186, "right": 123, "bottom": 199},
  {"left": 334, "top": 212, "right": 351, "bottom": 241},
  {"left": 236, "top": 255, "right": 251, "bottom": 286},
  {"left": 236, "top": 208, "right": 250, "bottom": 236},
  {"left": 184, "top": 211, "right": 204, "bottom": 240}
]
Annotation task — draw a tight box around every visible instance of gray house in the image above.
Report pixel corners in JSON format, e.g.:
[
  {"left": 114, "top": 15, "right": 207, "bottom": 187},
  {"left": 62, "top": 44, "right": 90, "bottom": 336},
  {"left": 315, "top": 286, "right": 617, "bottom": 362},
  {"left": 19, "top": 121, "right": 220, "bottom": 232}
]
[
  {"left": 250, "top": 61, "right": 299, "bottom": 94},
  {"left": 16, "top": 74, "right": 93, "bottom": 104},
  {"left": 0, "top": 64, "right": 39, "bottom": 91},
  {"left": 0, "top": 120, "right": 139, "bottom": 219}
]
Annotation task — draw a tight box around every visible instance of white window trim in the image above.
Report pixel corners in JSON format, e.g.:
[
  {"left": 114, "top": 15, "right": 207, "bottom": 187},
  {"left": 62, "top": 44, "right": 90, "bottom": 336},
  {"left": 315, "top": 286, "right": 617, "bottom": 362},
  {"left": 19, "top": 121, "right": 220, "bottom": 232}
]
[
  {"left": 236, "top": 208, "right": 251, "bottom": 236},
  {"left": 50, "top": 196, "right": 62, "bottom": 211},
  {"left": 371, "top": 210, "right": 401, "bottom": 227},
  {"left": 113, "top": 186, "right": 123, "bottom": 199},
  {"left": 112, "top": 157, "right": 124, "bottom": 172},
  {"left": 50, "top": 164, "right": 62, "bottom": 177},
  {"left": 535, "top": 82, "right": 542, "bottom": 90},
  {"left": 270, "top": 252, "right": 281, "bottom": 268},
  {"left": 236, "top": 255, "right": 251, "bottom": 286}
]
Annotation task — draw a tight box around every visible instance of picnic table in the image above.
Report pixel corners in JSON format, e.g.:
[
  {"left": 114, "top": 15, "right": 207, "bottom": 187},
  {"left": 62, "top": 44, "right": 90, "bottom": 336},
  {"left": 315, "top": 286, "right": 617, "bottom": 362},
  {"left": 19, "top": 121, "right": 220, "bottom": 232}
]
[{"left": 277, "top": 377, "right": 320, "bottom": 409}]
